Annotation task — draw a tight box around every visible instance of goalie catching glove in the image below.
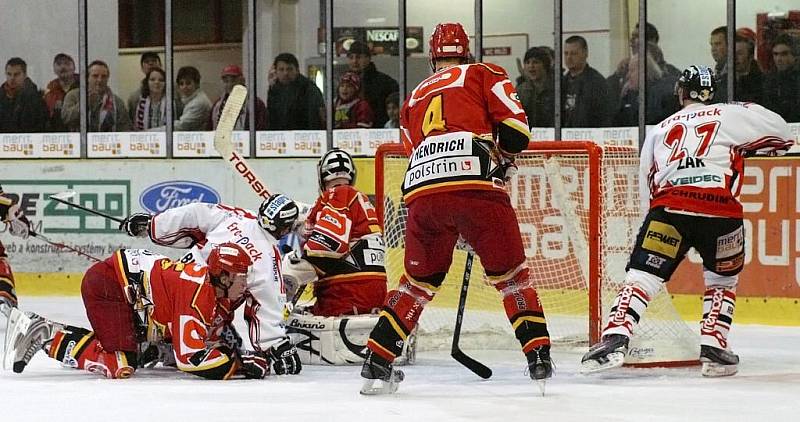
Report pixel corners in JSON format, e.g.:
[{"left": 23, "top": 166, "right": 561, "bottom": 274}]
[
  {"left": 5, "top": 204, "right": 32, "bottom": 239},
  {"left": 281, "top": 250, "right": 318, "bottom": 301},
  {"left": 120, "top": 213, "right": 152, "bottom": 237}
]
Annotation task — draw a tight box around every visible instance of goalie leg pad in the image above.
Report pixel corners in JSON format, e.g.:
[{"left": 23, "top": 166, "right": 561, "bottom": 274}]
[
  {"left": 494, "top": 267, "right": 550, "bottom": 353},
  {"left": 0, "top": 256, "right": 18, "bottom": 310},
  {"left": 287, "top": 313, "right": 400, "bottom": 365},
  {"left": 366, "top": 276, "right": 432, "bottom": 362}
]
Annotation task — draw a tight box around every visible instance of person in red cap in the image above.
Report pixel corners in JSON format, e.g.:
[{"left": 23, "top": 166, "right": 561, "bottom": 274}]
[
  {"left": 333, "top": 71, "right": 373, "bottom": 128},
  {"left": 209, "top": 64, "right": 267, "bottom": 130}
]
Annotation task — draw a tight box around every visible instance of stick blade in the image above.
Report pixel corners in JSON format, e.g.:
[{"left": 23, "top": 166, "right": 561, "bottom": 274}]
[
  {"left": 451, "top": 349, "right": 492, "bottom": 379},
  {"left": 213, "top": 84, "right": 247, "bottom": 156},
  {"left": 49, "top": 190, "right": 77, "bottom": 201}
]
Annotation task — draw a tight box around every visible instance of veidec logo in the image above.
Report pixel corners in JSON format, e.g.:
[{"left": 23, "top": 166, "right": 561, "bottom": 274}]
[{"left": 140, "top": 181, "right": 220, "bottom": 213}]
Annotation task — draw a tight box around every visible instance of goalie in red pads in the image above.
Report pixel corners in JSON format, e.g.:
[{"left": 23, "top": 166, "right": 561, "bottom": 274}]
[
  {"left": 4, "top": 243, "right": 279, "bottom": 380},
  {"left": 359, "top": 22, "right": 552, "bottom": 394},
  {"left": 581, "top": 65, "right": 794, "bottom": 377}
]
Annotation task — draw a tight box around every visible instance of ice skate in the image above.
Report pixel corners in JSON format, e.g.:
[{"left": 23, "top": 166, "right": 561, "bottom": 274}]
[
  {"left": 359, "top": 350, "right": 404, "bottom": 395},
  {"left": 580, "top": 334, "right": 629, "bottom": 374},
  {"left": 526, "top": 345, "right": 553, "bottom": 396},
  {"left": 3, "top": 309, "right": 61, "bottom": 373},
  {"left": 700, "top": 345, "right": 739, "bottom": 377}
]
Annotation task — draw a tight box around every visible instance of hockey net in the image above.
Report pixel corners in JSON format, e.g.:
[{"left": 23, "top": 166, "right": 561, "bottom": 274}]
[{"left": 376, "top": 141, "right": 699, "bottom": 366}]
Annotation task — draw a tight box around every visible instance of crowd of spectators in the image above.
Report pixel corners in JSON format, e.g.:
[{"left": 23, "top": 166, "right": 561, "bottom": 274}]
[{"left": 2, "top": 27, "right": 797, "bottom": 134}]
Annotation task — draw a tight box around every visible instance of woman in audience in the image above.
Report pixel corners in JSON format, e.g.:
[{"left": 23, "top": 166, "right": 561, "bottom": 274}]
[{"left": 132, "top": 67, "right": 170, "bottom": 131}]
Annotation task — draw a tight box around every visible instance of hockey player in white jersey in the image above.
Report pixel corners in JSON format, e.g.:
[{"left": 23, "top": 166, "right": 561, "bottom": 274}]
[
  {"left": 119, "top": 193, "right": 303, "bottom": 375},
  {"left": 581, "top": 65, "right": 794, "bottom": 377}
]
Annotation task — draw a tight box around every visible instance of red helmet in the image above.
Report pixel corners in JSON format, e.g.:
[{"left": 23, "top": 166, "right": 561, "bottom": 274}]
[
  {"left": 429, "top": 23, "right": 470, "bottom": 63},
  {"left": 207, "top": 242, "right": 252, "bottom": 278}
]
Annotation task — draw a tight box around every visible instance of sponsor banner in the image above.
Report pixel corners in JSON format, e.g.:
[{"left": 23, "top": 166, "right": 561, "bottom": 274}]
[
  {"left": 0, "top": 133, "right": 80, "bottom": 158},
  {"left": 257, "top": 131, "right": 290, "bottom": 156},
  {"left": 0, "top": 159, "right": 319, "bottom": 272},
  {"left": 88, "top": 132, "right": 166, "bottom": 158},
  {"left": 364, "top": 129, "right": 400, "bottom": 155},
  {"left": 333, "top": 129, "right": 367, "bottom": 156},
  {"left": 173, "top": 131, "right": 250, "bottom": 157},
  {"left": 289, "top": 130, "right": 326, "bottom": 156}
]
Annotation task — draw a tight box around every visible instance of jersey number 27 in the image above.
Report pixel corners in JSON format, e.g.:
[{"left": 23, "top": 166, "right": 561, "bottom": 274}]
[{"left": 663, "top": 121, "right": 720, "bottom": 163}]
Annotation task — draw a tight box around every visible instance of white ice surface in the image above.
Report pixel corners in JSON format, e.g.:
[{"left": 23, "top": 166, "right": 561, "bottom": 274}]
[{"left": 2, "top": 297, "right": 799, "bottom": 422}]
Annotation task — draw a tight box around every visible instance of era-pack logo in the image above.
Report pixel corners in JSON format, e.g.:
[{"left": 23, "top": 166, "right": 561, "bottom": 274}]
[{"left": 140, "top": 181, "right": 220, "bottom": 213}]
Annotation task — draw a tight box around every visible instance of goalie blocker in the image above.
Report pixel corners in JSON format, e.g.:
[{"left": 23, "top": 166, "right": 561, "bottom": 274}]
[{"left": 286, "top": 313, "right": 415, "bottom": 366}]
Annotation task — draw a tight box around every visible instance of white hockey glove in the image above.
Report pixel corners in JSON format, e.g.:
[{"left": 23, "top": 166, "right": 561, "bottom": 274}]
[
  {"left": 499, "top": 154, "right": 518, "bottom": 182},
  {"left": 119, "top": 213, "right": 152, "bottom": 237},
  {"left": 5, "top": 204, "right": 31, "bottom": 239},
  {"left": 267, "top": 338, "right": 302, "bottom": 375},
  {"left": 239, "top": 350, "right": 269, "bottom": 379},
  {"left": 282, "top": 250, "right": 318, "bottom": 301}
]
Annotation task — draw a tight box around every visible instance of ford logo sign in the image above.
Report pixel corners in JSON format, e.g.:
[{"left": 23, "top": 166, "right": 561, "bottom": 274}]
[{"left": 140, "top": 181, "right": 220, "bottom": 213}]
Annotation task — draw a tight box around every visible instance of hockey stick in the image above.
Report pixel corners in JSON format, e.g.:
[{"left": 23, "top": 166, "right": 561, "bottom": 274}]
[
  {"left": 213, "top": 84, "right": 271, "bottom": 201},
  {"left": 48, "top": 194, "right": 124, "bottom": 224},
  {"left": 451, "top": 249, "right": 493, "bottom": 379},
  {"left": 29, "top": 231, "right": 102, "bottom": 262}
]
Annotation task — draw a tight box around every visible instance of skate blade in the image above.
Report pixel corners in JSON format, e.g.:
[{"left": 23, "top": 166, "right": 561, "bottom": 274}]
[
  {"left": 701, "top": 360, "right": 738, "bottom": 377},
  {"left": 3, "top": 308, "right": 31, "bottom": 371},
  {"left": 360, "top": 378, "right": 400, "bottom": 395},
  {"left": 580, "top": 351, "right": 625, "bottom": 374},
  {"left": 535, "top": 379, "right": 546, "bottom": 396}
]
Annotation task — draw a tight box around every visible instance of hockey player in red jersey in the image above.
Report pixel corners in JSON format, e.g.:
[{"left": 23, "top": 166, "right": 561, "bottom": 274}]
[
  {"left": 0, "top": 184, "right": 32, "bottom": 316},
  {"left": 3, "top": 243, "right": 279, "bottom": 380},
  {"left": 581, "top": 65, "right": 794, "bottom": 377},
  {"left": 359, "top": 22, "right": 552, "bottom": 394},
  {"left": 283, "top": 148, "right": 387, "bottom": 317}
]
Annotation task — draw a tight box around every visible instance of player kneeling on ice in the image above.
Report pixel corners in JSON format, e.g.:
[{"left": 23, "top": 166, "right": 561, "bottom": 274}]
[
  {"left": 117, "top": 193, "right": 302, "bottom": 375},
  {"left": 581, "top": 65, "right": 793, "bottom": 377},
  {"left": 283, "top": 149, "right": 415, "bottom": 366},
  {"left": 4, "top": 243, "right": 290, "bottom": 379}
]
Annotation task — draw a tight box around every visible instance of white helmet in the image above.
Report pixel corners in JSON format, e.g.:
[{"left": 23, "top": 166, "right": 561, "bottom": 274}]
[{"left": 317, "top": 148, "right": 356, "bottom": 190}]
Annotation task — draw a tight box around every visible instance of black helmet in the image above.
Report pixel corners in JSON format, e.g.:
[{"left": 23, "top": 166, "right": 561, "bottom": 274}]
[
  {"left": 677, "top": 65, "right": 716, "bottom": 103},
  {"left": 317, "top": 148, "right": 356, "bottom": 191},
  {"left": 257, "top": 194, "right": 299, "bottom": 237}
]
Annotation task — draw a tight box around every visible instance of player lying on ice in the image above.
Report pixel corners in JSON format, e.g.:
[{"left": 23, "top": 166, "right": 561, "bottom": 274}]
[
  {"left": 581, "top": 65, "right": 794, "bottom": 377},
  {"left": 4, "top": 243, "right": 293, "bottom": 379},
  {"left": 117, "top": 193, "right": 303, "bottom": 375},
  {"left": 281, "top": 148, "right": 415, "bottom": 366}
]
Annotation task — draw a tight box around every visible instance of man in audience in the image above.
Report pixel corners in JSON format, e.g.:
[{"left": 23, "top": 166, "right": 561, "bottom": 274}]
[
  {"left": 561, "top": 35, "right": 609, "bottom": 127},
  {"left": 174, "top": 66, "right": 211, "bottom": 131},
  {"left": 709, "top": 26, "right": 729, "bottom": 102},
  {"left": 43, "top": 53, "right": 80, "bottom": 132},
  {"left": 127, "top": 52, "right": 162, "bottom": 114},
  {"left": 267, "top": 53, "right": 324, "bottom": 130},
  {"left": 734, "top": 35, "right": 763, "bottom": 104},
  {"left": 762, "top": 34, "right": 800, "bottom": 122},
  {"left": 62, "top": 60, "right": 131, "bottom": 132},
  {"left": 210, "top": 64, "right": 267, "bottom": 130},
  {"left": 517, "top": 46, "right": 554, "bottom": 127},
  {"left": 0, "top": 57, "right": 47, "bottom": 133},
  {"left": 346, "top": 41, "right": 398, "bottom": 128}
]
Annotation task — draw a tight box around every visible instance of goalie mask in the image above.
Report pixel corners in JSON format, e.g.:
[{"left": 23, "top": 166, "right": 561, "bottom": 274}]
[
  {"left": 318, "top": 148, "right": 356, "bottom": 191},
  {"left": 429, "top": 22, "right": 470, "bottom": 71},
  {"left": 258, "top": 193, "right": 299, "bottom": 237},
  {"left": 207, "top": 242, "right": 252, "bottom": 299},
  {"left": 677, "top": 65, "right": 715, "bottom": 103}
]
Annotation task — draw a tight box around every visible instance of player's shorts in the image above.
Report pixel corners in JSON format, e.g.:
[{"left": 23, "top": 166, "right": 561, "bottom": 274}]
[
  {"left": 403, "top": 189, "right": 525, "bottom": 283},
  {"left": 627, "top": 207, "right": 745, "bottom": 281},
  {"left": 81, "top": 258, "right": 139, "bottom": 352}
]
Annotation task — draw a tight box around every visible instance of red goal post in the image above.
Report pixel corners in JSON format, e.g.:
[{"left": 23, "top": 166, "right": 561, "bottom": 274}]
[{"left": 375, "top": 141, "right": 700, "bottom": 367}]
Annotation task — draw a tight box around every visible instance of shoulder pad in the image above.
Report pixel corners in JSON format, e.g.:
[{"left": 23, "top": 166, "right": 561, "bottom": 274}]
[
  {"left": 324, "top": 185, "right": 358, "bottom": 209},
  {"left": 474, "top": 62, "right": 509, "bottom": 77}
]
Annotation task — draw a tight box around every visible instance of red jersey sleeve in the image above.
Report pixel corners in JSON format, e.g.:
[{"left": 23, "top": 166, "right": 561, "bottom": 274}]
[{"left": 477, "top": 63, "right": 530, "bottom": 145}]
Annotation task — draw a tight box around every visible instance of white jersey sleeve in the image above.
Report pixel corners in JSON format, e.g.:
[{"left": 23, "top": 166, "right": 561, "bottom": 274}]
[{"left": 149, "top": 202, "right": 288, "bottom": 350}]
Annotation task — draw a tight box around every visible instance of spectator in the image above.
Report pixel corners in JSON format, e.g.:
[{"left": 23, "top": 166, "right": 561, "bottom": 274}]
[
  {"left": 516, "top": 47, "right": 554, "bottom": 127},
  {"left": 734, "top": 35, "right": 763, "bottom": 104},
  {"left": 334, "top": 71, "right": 373, "bottom": 129},
  {"left": 174, "top": 66, "right": 211, "bottom": 131},
  {"left": 132, "top": 68, "right": 170, "bottom": 131},
  {"left": 43, "top": 53, "right": 79, "bottom": 132},
  {"left": 127, "top": 52, "right": 162, "bottom": 114},
  {"left": 608, "top": 46, "right": 678, "bottom": 127},
  {"left": 210, "top": 64, "right": 267, "bottom": 130},
  {"left": 266, "top": 53, "right": 324, "bottom": 130},
  {"left": 346, "top": 41, "right": 398, "bottom": 128},
  {"left": 762, "top": 34, "right": 800, "bottom": 122},
  {"left": 0, "top": 57, "right": 47, "bottom": 133},
  {"left": 629, "top": 22, "right": 680, "bottom": 76},
  {"left": 709, "top": 26, "right": 729, "bottom": 102},
  {"left": 561, "top": 35, "right": 609, "bottom": 127},
  {"left": 62, "top": 60, "right": 131, "bottom": 132},
  {"left": 384, "top": 92, "right": 400, "bottom": 129}
]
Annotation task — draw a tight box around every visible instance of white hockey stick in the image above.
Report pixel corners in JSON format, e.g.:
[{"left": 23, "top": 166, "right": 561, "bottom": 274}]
[{"left": 213, "top": 84, "right": 272, "bottom": 200}]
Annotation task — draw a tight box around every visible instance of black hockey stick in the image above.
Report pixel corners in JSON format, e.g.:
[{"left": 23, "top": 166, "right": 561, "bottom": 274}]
[
  {"left": 48, "top": 194, "right": 124, "bottom": 223},
  {"left": 29, "top": 231, "right": 102, "bottom": 262},
  {"left": 451, "top": 249, "right": 492, "bottom": 379}
]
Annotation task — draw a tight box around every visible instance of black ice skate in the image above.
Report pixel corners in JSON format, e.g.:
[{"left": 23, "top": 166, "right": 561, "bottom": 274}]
[
  {"left": 526, "top": 345, "right": 554, "bottom": 396},
  {"left": 580, "top": 334, "right": 630, "bottom": 374},
  {"left": 359, "top": 350, "right": 405, "bottom": 395},
  {"left": 3, "top": 309, "right": 61, "bottom": 373},
  {"left": 700, "top": 345, "right": 739, "bottom": 377}
]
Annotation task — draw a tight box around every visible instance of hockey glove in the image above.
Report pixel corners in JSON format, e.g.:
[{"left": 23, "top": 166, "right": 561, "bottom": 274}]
[
  {"left": 239, "top": 350, "right": 269, "bottom": 379},
  {"left": 267, "top": 338, "right": 302, "bottom": 375},
  {"left": 120, "top": 213, "right": 152, "bottom": 237},
  {"left": 6, "top": 204, "right": 31, "bottom": 239},
  {"left": 499, "top": 154, "right": 518, "bottom": 182}
]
